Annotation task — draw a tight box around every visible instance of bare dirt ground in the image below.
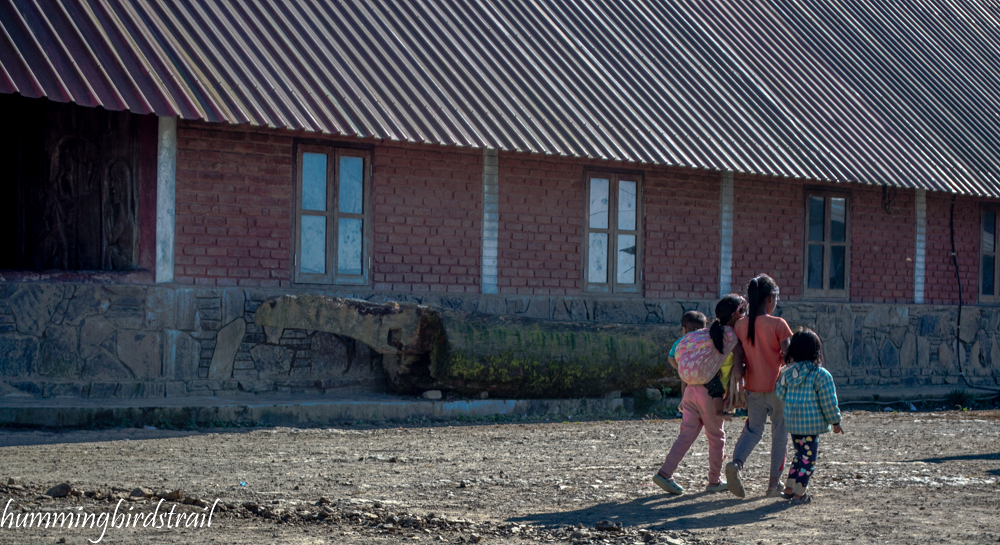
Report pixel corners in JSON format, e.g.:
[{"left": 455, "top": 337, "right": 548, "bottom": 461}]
[{"left": 0, "top": 409, "right": 998, "bottom": 545}]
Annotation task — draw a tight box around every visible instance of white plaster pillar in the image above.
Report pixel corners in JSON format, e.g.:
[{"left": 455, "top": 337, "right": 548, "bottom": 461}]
[
  {"left": 719, "top": 171, "right": 734, "bottom": 296},
  {"left": 914, "top": 189, "right": 927, "bottom": 303},
  {"left": 481, "top": 148, "right": 499, "bottom": 294},
  {"left": 156, "top": 116, "right": 177, "bottom": 283}
]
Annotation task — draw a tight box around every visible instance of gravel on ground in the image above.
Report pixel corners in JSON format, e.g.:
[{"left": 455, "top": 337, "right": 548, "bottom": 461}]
[{"left": 0, "top": 409, "right": 997, "bottom": 544}]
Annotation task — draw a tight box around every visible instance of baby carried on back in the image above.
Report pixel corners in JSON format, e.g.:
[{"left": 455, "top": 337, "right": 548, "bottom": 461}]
[
  {"left": 674, "top": 299, "right": 747, "bottom": 418},
  {"left": 652, "top": 294, "right": 747, "bottom": 495}
]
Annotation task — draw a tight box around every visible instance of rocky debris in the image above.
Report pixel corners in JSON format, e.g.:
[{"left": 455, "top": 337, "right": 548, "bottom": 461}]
[
  {"left": 157, "top": 489, "right": 185, "bottom": 501},
  {"left": 45, "top": 482, "right": 72, "bottom": 498},
  {"left": 422, "top": 390, "right": 443, "bottom": 400},
  {"left": 595, "top": 519, "right": 624, "bottom": 532},
  {"left": 207, "top": 497, "right": 688, "bottom": 544},
  {"left": 0, "top": 478, "right": 692, "bottom": 545},
  {"left": 5, "top": 477, "right": 24, "bottom": 492},
  {"left": 130, "top": 487, "right": 153, "bottom": 498}
]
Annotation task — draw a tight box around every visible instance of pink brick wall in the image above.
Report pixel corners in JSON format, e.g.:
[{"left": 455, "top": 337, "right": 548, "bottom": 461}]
[
  {"left": 496, "top": 154, "right": 722, "bottom": 298},
  {"left": 643, "top": 168, "right": 720, "bottom": 298},
  {"left": 372, "top": 145, "right": 481, "bottom": 293},
  {"left": 496, "top": 153, "right": 584, "bottom": 295},
  {"left": 731, "top": 174, "right": 804, "bottom": 298},
  {"left": 925, "top": 193, "right": 980, "bottom": 305},
  {"left": 849, "top": 186, "right": 915, "bottom": 303},
  {"left": 175, "top": 122, "right": 293, "bottom": 287},
  {"left": 172, "top": 120, "right": 991, "bottom": 304}
]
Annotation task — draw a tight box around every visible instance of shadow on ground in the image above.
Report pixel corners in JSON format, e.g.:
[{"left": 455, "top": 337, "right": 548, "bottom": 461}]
[
  {"left": 509, "top": 492, "right": 789, "bottom": 530},
  {"left": 904, "top": 452, "right": 1000, "bottom": 464}
]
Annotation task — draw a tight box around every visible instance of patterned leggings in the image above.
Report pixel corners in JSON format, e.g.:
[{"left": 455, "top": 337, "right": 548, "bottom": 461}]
[{"left": 786, "top": 434, "right": 819, "bottom": 496}]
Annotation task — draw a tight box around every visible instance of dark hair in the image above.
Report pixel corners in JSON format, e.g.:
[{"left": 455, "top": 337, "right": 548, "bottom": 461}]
[
  {"left": 681, "top": 311, "right": 707, "bottom": 331},
  {"left": 785, "top": 328, "right": 823, "bottom": 365},
  {"left": 710, "top": 293, "right": 747, "bottom": 353},
  {"left": 746, "top": 274, "right": 779, "bottom": 346}
]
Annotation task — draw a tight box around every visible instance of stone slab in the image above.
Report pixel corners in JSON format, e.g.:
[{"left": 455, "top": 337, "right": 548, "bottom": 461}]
[
  {"left": 0, "top": 335, "right": 40, "bottom": 378},
  {"left": 8, "top": 284, "right": 65, "bottom": 336},
  {"left": 116, "top": 332, "right": 163, "bottom": 380},
  {"left": 209, "top": 318, "right": 246, "bottom": 379},
  {"left": 164, "top": 330, "right": 201, "bottom": 380},
  {"left": 39, "top": 325, "right": 82, "bottom": 378}
]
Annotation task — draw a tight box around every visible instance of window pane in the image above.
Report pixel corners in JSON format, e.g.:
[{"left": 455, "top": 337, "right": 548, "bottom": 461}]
[
  {"left": 300, "top": 215, "right": 326, "bottom": 274},
  {"left": 616, "top": 234, "right": 636, "bottom": 284},
  {"left": 339, "top": 156, "right": 364, "bottom": 214},
  {"left": 618, "top": 180, "right": 637, "bottom": 231},
  {"left": 302, "top": 153, "right": 327, "bottom": 211},
  {"left": 807, "top": 244, "right": 823, "bottom": 289},
  {"left": 830, "top": 246, "right": 846, "bottom": 290},
  {"left": 983, "top": 255, "right": 995, "bottom": 296},
  {"left": 808, "top": 196, "right": 824, "bottom": 242},
  {"left": 337, "top": 218, "right": 363, "bottom": 275},
  {"left": 588, "top": 233, "right": 608, "bottom": 283},
  {"left": 589, "top": 178, "right": 609, "bottom": 229},
  {"left": 984, "top": 211, "right": 996, "bottom": 254},
  {"left": 830, "top": 197, "right": 846, "bottom": 242}
]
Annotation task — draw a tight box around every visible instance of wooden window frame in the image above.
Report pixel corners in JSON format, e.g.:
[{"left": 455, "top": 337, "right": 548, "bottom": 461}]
[
  {"left": 979, "top": 206, "right": 1000, "bottom": 303},
  {"left": 582, "top": 171, "right": 644, "bottom": 295},
  {"left": 293, "top": 143, "right": 373, "bottom": 286},
  {"left": 802, "top": 189, "right": 851, "bottom": 300}
]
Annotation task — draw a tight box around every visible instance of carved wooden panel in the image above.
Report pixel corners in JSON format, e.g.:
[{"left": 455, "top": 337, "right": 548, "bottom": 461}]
[{"left": 0, "top": 94, "right": 140, "bottom": 271}]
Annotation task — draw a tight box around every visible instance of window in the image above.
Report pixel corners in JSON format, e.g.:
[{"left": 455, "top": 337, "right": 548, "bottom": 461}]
[
  {"left": 981, "top": 209, "right": 998, "bottom": 301},
  {"left": 803, "top": 191, "right": 849, "bottom": 298},
  {"left": 294, "top": 144, "right": 371, "bottom": 284},
  {"left": 583, "top": 172, "right": 642, "bottom": 293}
]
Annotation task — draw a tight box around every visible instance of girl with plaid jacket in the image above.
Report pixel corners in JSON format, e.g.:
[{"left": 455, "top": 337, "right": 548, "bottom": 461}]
[{"left": 774, "top": 328, "right": 844, "bottom": 504}]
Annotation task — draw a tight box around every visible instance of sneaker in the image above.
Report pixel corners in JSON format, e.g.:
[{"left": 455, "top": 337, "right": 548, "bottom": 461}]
[
  {"left": 725, "top": 462, "right": 745, "bottom": 498},
  {"left": 765, "top": 487, "right": 784, "bottom": 498},
  {"left": 789, "top": 494, "right": 812, "bottom": 505},
  {"left": 652, "top": 474, "right": 684, "bottom": 495},
  {"left": 705, "top": 481, "right": 728, "bottom": 493}
]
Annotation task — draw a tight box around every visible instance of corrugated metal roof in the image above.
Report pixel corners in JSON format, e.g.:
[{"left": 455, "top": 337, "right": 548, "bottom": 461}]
[{"left": 3, "top": 0, "right": 1000, "bottom": 196}]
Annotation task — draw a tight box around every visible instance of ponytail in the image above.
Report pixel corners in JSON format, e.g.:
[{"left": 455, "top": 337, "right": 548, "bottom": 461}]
[
  {"left": 710, "top": 293, "right": 747, "bottom": 353},
  {"left": 710, "top": 320, "right": 726, "bottom": 353},
  {"left": 746, "top": 274, "right": 779, "bottom": 347}
]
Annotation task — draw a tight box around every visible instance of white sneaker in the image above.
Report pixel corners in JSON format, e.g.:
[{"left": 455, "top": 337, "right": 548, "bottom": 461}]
[{"left": 705, "top": 481, "right": 728, "bottom": 493}]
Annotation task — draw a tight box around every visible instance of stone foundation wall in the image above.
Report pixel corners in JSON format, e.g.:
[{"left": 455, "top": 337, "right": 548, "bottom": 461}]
[{"left": 0, "top": 282, "right": 996, "bottom": 399}]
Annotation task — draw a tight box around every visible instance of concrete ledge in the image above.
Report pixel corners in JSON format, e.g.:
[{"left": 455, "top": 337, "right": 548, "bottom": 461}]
[
  {"left": 2, "top": 386, "right": 994, "bottom": 428},
  {"left": 0, "top": 394, "right": 644, "bottom": 428},
  {"left": 836, "top": 385, "right": 998, "bottom": 403}
]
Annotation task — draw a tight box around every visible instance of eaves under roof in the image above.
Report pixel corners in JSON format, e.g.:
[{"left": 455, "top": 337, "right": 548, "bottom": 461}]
[{"left": 2, "top": 0, "right": 1000, "bottom": 197}]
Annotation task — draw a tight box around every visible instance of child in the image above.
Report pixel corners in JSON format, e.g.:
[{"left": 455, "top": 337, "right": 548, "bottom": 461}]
[
  {"left": 775, "top": 328, "right": 844, "bottom": 504},
  {"left": 653, "top": 295, "right": 746, "bottom": 495},
  {"left": 668, "top": 311, "right": 707, "bottom": 400},
  {"left": 726, "top": 274, "right": 794, "bottom": 499}
]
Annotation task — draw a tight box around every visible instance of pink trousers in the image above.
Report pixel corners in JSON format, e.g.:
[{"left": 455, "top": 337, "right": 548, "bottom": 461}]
[{"left": 658, "top": 384, "right": 726, "bottom": 483}]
